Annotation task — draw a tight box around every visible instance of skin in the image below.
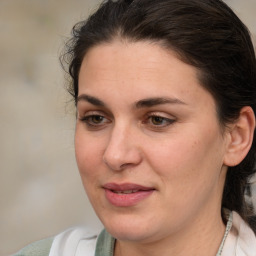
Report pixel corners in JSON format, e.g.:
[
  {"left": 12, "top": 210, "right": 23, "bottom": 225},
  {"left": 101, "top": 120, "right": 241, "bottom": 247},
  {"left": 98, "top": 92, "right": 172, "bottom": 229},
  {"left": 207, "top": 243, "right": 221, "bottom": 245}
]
[{"left": 75, "top": 40, "right": 231, "bottom": 256}]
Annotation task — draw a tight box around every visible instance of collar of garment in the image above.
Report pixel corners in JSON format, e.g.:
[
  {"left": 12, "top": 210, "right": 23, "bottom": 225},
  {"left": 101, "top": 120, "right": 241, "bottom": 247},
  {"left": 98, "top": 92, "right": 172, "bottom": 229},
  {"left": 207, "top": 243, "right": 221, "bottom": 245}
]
[{"left": 220, "top": 211, "right": 256, "bottom": 256}]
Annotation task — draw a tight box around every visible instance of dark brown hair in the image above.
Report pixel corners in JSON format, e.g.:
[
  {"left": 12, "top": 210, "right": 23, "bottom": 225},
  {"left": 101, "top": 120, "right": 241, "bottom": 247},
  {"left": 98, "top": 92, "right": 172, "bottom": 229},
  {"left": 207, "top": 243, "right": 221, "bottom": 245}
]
[{"left": 61, "top": 0, "right": 256, "bottom": 231}]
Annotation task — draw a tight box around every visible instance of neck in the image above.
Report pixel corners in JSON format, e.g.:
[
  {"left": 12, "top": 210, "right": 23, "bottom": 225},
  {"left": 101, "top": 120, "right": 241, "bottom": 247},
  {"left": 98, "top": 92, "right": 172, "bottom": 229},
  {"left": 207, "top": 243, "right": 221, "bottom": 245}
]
[{"left": 114, "top": 207, "right": 226, "bottom": 256}]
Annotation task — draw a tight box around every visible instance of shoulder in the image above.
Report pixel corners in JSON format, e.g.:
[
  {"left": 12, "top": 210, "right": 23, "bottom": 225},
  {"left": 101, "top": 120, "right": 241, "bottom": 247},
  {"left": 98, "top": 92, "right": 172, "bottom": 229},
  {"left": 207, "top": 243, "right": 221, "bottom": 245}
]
[
  {"left": 13, "top": 227, "right": 108, "bottom": 256},
  {"left": 222, "top": 211, "right": 256, "bottom": 256},
  {"left": 49, "top": 226, "right": 100, "bottom": 256},
  {"left": 13, "top": 237, "right": 54, "bottom": 256},
  {"left": 50, "top": 227, "right": 115, "bottom": 256},
  {"left": 232, "top": 211, "right": 256, "bottom": 252}
]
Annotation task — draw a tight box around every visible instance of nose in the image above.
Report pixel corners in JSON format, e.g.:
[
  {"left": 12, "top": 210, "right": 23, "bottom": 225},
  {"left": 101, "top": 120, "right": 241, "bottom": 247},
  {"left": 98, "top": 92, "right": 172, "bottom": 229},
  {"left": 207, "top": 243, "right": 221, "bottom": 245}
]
[{"left": 103, "top": 124, "right": 142, "bottom": 171}]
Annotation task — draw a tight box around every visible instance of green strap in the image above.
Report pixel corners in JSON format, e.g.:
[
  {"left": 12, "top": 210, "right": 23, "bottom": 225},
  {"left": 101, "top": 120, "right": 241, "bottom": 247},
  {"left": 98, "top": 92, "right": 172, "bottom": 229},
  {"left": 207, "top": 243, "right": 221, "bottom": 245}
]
[
  {"left": 13, "top": 237, "right": 54, "bottom": 256},
  {"left": 94, "top": 229, "right": 115, "bottom": 256}
]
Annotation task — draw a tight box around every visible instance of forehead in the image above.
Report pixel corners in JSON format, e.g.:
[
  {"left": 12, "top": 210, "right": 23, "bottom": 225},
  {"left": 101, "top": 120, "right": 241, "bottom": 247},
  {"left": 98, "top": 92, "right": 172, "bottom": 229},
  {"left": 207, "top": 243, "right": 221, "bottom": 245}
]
[
  {"left": 80, "top": 40, "right": 196, "bottom": 76},
  {"left": 78, "top": 40, "right": 215, "bottom": 109}
]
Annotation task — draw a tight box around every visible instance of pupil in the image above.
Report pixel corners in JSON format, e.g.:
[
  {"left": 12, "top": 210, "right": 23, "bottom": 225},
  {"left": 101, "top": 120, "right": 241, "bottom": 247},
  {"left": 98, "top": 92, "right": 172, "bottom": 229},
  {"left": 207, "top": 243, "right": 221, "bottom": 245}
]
[
  {"left": 152, "top": 116, "right": 163, "bottom": 125},
  {"left": 93, "top": 116, "right": 103, "bottom": 123}
]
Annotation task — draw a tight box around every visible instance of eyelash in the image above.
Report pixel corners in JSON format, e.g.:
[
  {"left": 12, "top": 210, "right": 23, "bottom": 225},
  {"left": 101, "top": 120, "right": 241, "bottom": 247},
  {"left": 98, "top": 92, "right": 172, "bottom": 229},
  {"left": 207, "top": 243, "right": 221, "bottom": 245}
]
[
  {"left": 79, "top": 113, "right": 176, "bottom": 129},
  {"left": 79, "top": 115, "right": 110, "bottom": 128},
  {"left": 144, "top": 114, "right": 176, "bottom": 128}
]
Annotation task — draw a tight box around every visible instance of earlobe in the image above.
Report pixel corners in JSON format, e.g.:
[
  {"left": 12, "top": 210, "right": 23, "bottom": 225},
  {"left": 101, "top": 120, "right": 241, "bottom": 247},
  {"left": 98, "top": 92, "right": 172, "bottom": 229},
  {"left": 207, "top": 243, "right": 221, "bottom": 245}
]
[{"left": 223, "top": 106, "right": 255, "bottom": 167}]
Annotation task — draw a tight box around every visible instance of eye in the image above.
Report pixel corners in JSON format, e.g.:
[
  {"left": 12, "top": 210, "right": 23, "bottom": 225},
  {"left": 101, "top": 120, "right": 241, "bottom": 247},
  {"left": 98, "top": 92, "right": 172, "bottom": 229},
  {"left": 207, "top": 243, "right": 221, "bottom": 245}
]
[
  {"left": 87, "top": 115, "right": 105, "bottom": 124},
  {"left": 79, "top": 114, "right": 110, "bottom": 128},
  {"left": 144, "top": 113, "right": 176, "bottom": 128},
  {"left": 150, "top": 116, "right": 167, "bottom": 125}
]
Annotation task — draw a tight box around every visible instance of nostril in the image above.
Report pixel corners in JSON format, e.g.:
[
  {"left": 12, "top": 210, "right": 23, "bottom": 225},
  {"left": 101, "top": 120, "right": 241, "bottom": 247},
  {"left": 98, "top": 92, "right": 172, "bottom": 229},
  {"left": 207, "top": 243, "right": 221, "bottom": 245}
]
[
  {"left": 102, "top": 155, "right": 127, "bottom": 171},
  {"left": 102, "top": 153, "right": 141, "bottom": 171},
  {"left": 119, "top": 163, "right": 133, "bottom": 169}
]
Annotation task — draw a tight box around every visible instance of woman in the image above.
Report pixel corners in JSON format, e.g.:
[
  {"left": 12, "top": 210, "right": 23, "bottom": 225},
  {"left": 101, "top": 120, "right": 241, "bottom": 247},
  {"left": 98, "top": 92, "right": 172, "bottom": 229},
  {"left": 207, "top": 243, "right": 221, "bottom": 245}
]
[{"left": 14, "top": 0, "right": 256, "bottom": 255}]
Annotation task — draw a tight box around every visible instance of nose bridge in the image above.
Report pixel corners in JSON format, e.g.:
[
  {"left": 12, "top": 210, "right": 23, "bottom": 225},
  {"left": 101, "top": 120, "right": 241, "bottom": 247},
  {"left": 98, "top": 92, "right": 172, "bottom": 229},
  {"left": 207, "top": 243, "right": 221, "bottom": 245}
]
[{"left": 103, "top": 120, "right": 141, "bottom": 171}]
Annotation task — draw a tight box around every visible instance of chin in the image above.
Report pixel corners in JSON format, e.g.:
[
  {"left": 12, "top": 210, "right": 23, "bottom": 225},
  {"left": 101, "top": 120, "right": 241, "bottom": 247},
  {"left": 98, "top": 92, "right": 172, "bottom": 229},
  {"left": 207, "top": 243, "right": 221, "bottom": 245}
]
[
  {"left": 107, "top": 226, "right": 152, "bottom": 242},
  {"left": 100, "top": 213, "right": 160, "bottom": 242}
]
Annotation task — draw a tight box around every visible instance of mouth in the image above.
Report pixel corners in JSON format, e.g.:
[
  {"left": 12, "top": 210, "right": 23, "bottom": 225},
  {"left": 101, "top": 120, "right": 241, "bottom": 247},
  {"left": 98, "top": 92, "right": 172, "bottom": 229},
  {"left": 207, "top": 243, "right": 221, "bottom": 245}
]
[
  {"left": 103, "top": 183, "right": 155, "bottom": 207},
  {"left": 112, "top": 190, "right": 140, "bottom": 194}
]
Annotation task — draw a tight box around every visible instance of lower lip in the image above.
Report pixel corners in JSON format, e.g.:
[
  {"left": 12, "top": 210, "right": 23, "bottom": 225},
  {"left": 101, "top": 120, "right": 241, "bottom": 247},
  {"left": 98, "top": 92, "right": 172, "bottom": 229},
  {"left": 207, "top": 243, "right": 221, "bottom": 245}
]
[{"left": 104, "top": 189, "right": 154, "bottom": 207}]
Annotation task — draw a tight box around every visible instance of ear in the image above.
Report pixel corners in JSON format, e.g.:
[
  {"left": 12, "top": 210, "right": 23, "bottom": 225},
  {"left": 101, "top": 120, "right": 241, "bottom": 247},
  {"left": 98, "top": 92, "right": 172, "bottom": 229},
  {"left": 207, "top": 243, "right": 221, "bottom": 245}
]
[{"left": 224, "top": 106, "right": 255, "bottom": 167}]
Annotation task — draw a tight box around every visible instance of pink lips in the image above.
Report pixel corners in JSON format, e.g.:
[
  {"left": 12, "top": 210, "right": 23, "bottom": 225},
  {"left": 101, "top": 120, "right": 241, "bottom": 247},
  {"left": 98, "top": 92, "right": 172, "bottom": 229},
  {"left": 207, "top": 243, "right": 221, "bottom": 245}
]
[{"left": 103, "top": 183, "right": 155, "bottom": 207}]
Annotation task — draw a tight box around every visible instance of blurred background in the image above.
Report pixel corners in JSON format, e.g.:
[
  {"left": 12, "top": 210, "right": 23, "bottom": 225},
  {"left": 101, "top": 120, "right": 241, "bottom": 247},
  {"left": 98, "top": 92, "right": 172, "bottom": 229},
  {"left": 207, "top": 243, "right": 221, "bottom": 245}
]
[{"left": 0, "top": 0, "right": 255, "bottom": 255}]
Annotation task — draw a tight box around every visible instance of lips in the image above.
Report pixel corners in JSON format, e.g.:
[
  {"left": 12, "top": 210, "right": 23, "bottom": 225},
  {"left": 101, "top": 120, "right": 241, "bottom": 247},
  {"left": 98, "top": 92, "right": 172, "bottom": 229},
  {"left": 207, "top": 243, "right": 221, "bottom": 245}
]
[{"left": 103, "top": 183, "right": 155, "bottom": 207}]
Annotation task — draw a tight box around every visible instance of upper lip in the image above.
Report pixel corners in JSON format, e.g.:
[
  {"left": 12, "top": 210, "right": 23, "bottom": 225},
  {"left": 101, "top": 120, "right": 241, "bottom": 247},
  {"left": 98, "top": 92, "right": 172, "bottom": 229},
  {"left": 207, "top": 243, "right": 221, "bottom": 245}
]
[{"left": 103, "top": 183, "right": 155, "bottom": 191}]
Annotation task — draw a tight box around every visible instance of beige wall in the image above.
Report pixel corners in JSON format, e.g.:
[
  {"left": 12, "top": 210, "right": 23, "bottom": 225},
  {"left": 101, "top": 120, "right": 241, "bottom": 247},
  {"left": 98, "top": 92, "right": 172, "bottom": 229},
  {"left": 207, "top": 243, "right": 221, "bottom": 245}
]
[{"left": 1, "top": 1, "right": 255, "bottom": 255}]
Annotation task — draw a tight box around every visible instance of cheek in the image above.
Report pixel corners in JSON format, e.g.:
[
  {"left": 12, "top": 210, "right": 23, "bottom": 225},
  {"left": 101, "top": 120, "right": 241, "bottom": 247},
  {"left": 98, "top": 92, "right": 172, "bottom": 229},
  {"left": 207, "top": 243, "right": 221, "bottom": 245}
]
[
  {"left": 145, "top": 124, "right": 225, "bottom": 190},
  {"left": 75, "top": 128, "right": 104, "bottom": 180},
  {"left": 75, "top": 132, "right": 106, "bottom": 209}
]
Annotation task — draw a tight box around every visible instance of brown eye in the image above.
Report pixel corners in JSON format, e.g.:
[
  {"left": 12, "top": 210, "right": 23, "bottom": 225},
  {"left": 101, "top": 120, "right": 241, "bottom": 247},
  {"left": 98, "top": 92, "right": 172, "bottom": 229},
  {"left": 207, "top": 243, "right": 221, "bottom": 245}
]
[
  {"left": 144, "top": 114, "right": 176, "bottom": 128},
  {"left": 80, "top": 114, "right": 109, "bottom": 128},
  {"left": 151, "top": 116, "right": 165, "bottom": 125},
  {"left": 90, "top": 115, "right": 104, "bottom": 124}
]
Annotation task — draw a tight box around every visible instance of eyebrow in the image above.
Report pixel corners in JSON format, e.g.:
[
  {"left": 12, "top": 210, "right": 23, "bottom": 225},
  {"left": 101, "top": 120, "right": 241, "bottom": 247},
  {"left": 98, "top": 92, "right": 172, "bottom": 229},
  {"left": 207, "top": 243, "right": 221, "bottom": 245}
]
[
  {"left": 76, "top": 94, "right": 106, "bottom": 107},
  {"left": 135, "top": 97, "right": 186, "bottom": 108},
  {"left": 76, "top": 94, "right": 186, "bottom": 108}
]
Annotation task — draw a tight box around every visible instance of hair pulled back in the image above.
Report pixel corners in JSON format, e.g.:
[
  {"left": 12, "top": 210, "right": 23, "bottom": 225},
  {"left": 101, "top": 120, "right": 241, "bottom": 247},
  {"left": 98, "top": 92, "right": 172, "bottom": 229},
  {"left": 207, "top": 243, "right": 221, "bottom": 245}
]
[{"left": 61, "top": 0, "right": 256, "bottom": 231}]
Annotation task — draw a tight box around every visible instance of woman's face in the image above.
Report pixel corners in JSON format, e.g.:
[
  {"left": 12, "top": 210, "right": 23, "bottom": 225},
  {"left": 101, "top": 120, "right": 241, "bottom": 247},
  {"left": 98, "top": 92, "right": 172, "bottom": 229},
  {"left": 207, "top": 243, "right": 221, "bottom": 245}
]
[{"left": 75, "top": 41, "right": 229, "bottom": 243}]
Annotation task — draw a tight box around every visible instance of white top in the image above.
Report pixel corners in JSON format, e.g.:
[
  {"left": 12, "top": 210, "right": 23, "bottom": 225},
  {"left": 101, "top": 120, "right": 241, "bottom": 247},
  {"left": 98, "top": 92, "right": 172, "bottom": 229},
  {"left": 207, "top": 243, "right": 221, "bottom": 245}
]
[
  {"left": 221, "top": 212, "right": 256, "bottom": 256},
  {"left": 49, "top": 211, "right": 256, "bottom": 256},
  {"left": 49, "top": 227, "right": 98, "bottom": 256}
]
